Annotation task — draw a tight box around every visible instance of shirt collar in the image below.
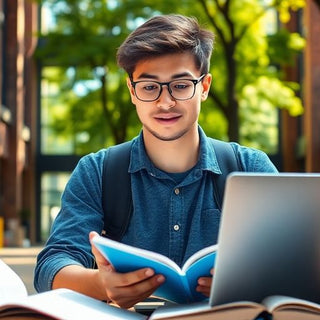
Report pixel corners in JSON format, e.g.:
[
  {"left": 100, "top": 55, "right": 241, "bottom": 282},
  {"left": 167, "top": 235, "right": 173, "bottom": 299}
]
[{"left": 129, "top": 126, "right": 222, "bottom": 175}]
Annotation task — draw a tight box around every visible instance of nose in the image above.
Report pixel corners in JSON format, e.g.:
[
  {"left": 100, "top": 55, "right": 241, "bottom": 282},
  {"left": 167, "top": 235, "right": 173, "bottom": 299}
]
[{"left": 156, "top": 85, "right": 176, "bottom": 110}]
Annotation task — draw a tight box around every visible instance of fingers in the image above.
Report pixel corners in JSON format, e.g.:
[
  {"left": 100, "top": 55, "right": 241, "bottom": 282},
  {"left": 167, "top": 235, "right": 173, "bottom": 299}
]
[
  {"left": 89, "top": 232, "right": 166, "bottom": 308},
  {"left": 108, "top": 271, "right": 165, "bottom": 308},
  {"left": 196, "top": 277, "right": 212, "bottom": 297},
  {"left": 196, "top": 271, "right": 213, "bottom": 298},
  {"left": 89, "top": 231, "right": 113, "bottom": 270},
  {"left": 108, "top": 268, "right": 155, "bottom": 288}
]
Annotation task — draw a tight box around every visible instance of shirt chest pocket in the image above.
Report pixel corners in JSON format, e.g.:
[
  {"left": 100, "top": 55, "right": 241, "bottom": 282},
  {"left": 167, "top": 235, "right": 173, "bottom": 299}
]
[{"left": 199, "top": 209, "right": 221, "bottom": 245}]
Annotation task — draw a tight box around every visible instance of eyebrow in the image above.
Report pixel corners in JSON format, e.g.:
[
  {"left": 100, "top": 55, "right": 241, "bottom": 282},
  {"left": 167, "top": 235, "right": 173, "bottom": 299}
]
[{"left": 136, "top": 72, "right": 195, "bottom": 80}]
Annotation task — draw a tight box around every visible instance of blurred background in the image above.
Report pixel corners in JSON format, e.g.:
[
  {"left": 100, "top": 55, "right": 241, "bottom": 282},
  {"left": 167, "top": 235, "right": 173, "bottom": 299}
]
[{"left": 0, "top": 0, "right": 319, "bottom": 248}]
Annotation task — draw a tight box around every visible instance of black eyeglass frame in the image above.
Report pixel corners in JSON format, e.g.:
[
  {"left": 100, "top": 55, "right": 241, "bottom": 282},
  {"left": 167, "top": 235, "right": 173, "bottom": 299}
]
[{"left": 130, "top": 74, "right": 206, "bottom": 102}]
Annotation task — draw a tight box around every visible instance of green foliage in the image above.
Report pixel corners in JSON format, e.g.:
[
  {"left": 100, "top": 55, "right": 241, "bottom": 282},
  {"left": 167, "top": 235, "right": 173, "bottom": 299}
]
[
  {"left": 267, "top": 29, "right": 306, "bottom": 65},
  {"left": 36, "top": 0, "right": 305, "bottom": 155},
  {"left": 239, "top": 75, "right": 303, "bottom": 153},
  {"left": 273, "top": 0, "right": 305, "bottom": 23}
]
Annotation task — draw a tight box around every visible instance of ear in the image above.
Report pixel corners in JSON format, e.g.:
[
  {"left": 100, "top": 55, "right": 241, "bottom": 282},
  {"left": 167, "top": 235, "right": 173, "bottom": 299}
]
[
  {"left": 126, "top": 77, "right": 136, "bottom": 104},
  {"left": 201, "top": 73, "right": 212, "bottom": 101}
]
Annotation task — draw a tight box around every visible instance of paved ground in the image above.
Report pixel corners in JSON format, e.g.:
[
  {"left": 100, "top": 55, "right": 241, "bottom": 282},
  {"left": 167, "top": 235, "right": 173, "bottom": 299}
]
[{"left": 0, "top": 246, "right": 43, "bottom": 295}]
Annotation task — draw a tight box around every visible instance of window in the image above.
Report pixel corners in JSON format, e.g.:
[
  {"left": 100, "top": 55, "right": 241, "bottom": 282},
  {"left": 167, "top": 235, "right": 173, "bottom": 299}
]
[{"left": 40, "top": 172, "right": 70, "bottom": 239}]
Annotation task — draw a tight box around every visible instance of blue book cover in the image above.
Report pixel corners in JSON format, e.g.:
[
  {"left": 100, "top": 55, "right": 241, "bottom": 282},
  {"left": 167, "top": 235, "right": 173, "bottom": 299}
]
[{"left": 92, "top": 235, "right": 217, "bottom": 304}]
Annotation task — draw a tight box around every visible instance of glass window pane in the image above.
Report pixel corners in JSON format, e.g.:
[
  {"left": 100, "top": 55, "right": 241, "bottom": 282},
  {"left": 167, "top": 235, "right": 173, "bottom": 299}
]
[
  {"left": 40, "top": 172, "right": 70, "bottom": 240},
  {"left": 41, "top": 67, "right": 75, "bottom": 154}
]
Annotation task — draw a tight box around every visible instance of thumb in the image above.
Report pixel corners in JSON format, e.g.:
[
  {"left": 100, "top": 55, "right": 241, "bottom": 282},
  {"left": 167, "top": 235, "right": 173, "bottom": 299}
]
[{"left": 89, "top": 231, "right": 114, "bottom": 271}]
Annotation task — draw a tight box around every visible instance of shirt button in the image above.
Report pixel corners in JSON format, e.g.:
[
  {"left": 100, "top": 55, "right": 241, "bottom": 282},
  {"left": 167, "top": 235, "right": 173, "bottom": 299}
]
[
  {"left": 173, "top": 224, "right": 180, "bottom": 231},
  {"left": 174, "top": 188, "right": 180, "bottom": 195}
]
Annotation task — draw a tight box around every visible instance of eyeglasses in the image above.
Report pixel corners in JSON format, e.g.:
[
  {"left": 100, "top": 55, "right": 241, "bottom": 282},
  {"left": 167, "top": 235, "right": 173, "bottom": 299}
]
[{"left": 130, "top": 74, "right": 206, "bottom": 102}]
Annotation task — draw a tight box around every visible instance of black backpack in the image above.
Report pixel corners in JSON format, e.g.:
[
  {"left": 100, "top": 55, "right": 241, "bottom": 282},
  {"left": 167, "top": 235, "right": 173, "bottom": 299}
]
[{"left": 101, "top": 139, "right": 242, "bottom": 241}]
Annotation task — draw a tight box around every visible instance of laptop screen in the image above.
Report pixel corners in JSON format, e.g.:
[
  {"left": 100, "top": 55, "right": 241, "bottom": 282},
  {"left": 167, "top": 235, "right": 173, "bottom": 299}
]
[{"left": 210, "top": 173, "right": 320, "bottom": 306}]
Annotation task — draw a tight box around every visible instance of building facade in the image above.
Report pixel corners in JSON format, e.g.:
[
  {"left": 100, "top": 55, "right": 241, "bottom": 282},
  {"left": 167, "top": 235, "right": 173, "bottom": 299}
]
[{"left": 0, "top": 0, "right": 38, "bottom": 245}]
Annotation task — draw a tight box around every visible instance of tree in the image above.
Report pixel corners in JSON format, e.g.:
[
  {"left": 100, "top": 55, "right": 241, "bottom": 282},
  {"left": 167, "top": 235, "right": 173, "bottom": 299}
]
[
  {"left": 36, "top": 0, "right": 185, "bottom": 153},
  {"left": 192, "top": 0, "right": 305, "bottom": 148},
  {"left": 35, "top": 0, "right": 305, "bottom": 154}
]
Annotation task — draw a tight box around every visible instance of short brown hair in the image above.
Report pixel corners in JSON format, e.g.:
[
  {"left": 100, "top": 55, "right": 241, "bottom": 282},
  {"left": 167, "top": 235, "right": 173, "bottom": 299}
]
[{"left": 116, "top": 14, "right": 215, "bottom": 77}]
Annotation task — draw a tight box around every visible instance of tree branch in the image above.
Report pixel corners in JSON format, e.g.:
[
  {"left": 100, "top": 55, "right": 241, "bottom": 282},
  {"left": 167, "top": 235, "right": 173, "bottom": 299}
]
[{"left": 198, "top": 0, "right": 228, "bottom": 49}]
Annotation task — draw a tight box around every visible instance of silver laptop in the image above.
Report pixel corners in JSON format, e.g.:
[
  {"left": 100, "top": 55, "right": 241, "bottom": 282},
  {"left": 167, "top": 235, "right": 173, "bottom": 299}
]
[
  {"left": 210, "top": 172, "right": 320, "bottom": 306},
  {"left": 146, "top": 173, "right": 320, "bottom": 319}
]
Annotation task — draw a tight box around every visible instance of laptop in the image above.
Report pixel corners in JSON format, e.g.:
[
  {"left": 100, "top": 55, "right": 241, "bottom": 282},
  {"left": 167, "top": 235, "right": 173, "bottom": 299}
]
[
  {"left": 210, "top": 172, "right": 320, "bottom": 306},
  {"left": 149, "top": 173, "right": 320, "bottom": 319}
]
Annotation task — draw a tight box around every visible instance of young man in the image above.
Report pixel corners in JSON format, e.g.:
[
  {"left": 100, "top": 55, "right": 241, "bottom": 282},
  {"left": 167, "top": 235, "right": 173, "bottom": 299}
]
[{"left": 34, "top": 14, "right": 277, "bottom": 309}]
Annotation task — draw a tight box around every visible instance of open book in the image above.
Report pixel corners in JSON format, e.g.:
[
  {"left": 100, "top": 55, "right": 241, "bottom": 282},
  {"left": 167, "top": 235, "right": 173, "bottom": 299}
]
[
  {"left": 149, "top": 295, "right": 320, "bottom": 320},
  {"left": 92, "top": 234, "right": 217, "bottom": 304},
  {"left": 0, "top": 289, "right": 149, "bottom": 320},
  {"left": 0, "top": 259, "right": 146, "bottom": 320}
]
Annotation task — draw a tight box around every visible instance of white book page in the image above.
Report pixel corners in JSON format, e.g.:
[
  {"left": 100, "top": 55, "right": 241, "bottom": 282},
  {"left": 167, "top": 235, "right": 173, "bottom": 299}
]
[
  {"left": 1, "top": 289, "right": 146, "bottom": 320},
  {"left": 262, "top": 295, "right": 320, "bottom": 313},
  {"left": 0, "top": 259, "right": 27, "bottom": 299},
  {"left": 182, "top": 244, "right": 218, "bottom": 272}
]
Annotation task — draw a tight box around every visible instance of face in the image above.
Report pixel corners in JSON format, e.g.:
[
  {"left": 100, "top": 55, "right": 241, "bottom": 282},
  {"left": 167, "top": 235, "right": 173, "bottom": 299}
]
[{"left": 127, "top": 52, "right": 212, "bottom": 142}]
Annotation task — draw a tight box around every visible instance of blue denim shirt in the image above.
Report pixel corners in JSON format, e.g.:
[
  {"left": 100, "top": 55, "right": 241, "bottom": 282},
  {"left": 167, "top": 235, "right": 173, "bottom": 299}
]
[{"left": 34, "top": 127, "right": 278, "bottom": 292}]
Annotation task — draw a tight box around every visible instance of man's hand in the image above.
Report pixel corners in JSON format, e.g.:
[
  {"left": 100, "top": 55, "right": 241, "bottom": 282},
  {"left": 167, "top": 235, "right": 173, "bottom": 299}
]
[
  {"left": 196, "top": 268, "right": 214, "bottom": 297},
  {"left": 89, "top": 231, "right": 165, "bottom": 309}
]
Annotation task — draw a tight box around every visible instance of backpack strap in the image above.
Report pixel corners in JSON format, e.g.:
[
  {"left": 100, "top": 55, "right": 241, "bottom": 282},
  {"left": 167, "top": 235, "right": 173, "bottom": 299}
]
[
  {"left": 210, "top": 139, "right": 243, "bottom": 210},
  {"left": 101, "top": 141, "right": 133, "bottom": 241}
]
